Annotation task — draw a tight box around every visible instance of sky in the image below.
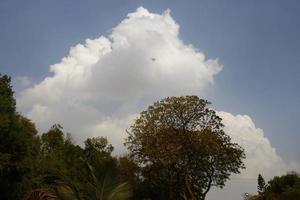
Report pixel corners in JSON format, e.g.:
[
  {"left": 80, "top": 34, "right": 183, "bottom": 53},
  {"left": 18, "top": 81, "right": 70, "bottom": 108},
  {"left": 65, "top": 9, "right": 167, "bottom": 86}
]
[{"left": 0, "top": 0, "right": 300, "bottom": 199}]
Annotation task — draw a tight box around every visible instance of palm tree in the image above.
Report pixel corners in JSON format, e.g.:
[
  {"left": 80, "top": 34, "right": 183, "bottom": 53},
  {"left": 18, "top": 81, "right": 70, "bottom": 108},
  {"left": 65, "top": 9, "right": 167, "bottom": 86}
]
[{"left": 22, "top": 161, "right": 131, "bottom": 200}]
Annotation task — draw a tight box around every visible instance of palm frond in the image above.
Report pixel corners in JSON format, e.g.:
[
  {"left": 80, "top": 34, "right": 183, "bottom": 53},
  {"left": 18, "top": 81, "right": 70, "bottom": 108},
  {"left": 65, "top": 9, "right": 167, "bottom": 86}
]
[
  {"left": 22, "top": 188, "right": 57, "bottom": 200},
  {"left": 108, "top": 182, "right": 132, "bottom": 200}
]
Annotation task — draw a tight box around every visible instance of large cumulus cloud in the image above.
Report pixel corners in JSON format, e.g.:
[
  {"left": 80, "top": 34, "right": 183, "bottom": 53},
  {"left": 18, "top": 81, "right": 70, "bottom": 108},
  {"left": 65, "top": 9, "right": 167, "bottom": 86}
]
[
  {"left": 218, "top": 111, "right": 299, "bottom": 179},
  {"left": 17, "top": 7, "right": 298, "bottom": 199},
  {"left": 18, "top": 7, "right": 221, "bottom": 152},
  {"left": 206, "top": 111, "right": 299, "bottom": 199}
]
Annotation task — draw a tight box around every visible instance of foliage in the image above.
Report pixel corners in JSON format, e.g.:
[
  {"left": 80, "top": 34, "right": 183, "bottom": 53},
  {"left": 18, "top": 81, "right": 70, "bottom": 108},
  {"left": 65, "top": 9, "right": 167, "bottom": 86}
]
[
  {"left": 126, "top": 96, "right": 245, "bottom": 199},
  {"left": 0, "top": 74, "right": 131, "bottom": 200},
  {"left": 41, "top": 124, "right": 65, "bottom": 155},
  {"left": 0, "top": 74, "right": 40, "bottom": 199},
  {"left": 34, "top": 131, "right": 131, "bottom": 200},
  {"left": 257, "top": 174, "right": 266, "bottom": 196},
  {"left": 84, "top": 136, "right": 114, "bottom": 166},
  {"left": 22, "top": 188, "right": 57, "bottom": 200},
  {"left": 263, "top": 173, "right": 300, "bottom": 200},
  {"left": 246, "top": 173, "right": 300, "bottom": 200}
]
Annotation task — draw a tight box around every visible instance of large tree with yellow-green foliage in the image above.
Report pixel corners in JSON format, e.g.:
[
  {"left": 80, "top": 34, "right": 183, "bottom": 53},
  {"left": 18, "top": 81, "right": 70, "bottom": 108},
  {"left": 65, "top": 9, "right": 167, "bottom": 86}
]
[{"left": 126, "top": 96, "right": 245, "bottom": 200}]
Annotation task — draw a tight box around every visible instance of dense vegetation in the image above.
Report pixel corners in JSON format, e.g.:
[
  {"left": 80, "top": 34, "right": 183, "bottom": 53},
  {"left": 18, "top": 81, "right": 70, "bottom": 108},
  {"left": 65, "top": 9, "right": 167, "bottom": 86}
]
[
  {"left": 0, "top": 75, "right": 131, "bottom": 200},
  {"left": 1, "top": 74, "right": 298, "bottom": 200},
  {"left": 244, "top": 173, "right": 300, "bottom": 200}
]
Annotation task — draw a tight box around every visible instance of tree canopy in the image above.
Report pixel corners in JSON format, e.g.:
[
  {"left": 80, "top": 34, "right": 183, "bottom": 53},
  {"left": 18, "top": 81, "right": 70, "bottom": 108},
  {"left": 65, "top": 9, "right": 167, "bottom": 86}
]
[
  {"left": 0, "top": 74, "right": 40, "bottom": 199},
  {"left": 126, "top": 96, "right": 245, "bottom": 199},
  {"left": 263, "top": 173, "right": 300, "bottom": 200},
  {"left": 0, "top": 74, "right": 131, "bottom": 200},
  {"left": 244, "top": 173, "right": 300, "bottom": 200}
]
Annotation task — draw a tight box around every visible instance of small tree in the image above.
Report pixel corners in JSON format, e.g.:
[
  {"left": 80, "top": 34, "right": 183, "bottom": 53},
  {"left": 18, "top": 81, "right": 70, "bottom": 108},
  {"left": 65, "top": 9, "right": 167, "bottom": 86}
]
[
  {"left": 41, "top": 124, "right": 65, "bottom": 155},
  {"left": 257, "top": 174, "right": 266, "bottom": 197},
  {"left": 126, "top": 96, "right": 245, "bottom": 200}
]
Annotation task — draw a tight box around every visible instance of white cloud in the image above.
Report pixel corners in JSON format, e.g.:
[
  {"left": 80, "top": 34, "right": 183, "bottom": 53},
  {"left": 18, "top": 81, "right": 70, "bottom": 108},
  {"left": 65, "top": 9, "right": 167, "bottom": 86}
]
[
  {"left": 206, "top": 112, "right": 300, "bottom": 199},
  {"left": 17, "top": 7, "right": 299, "bottom": 199},
  {"left": 218, "top": 111, "right": 299, "bottom": 179},
  {"left": 17, "top": 7, "right": 221, "bottom": 147}
]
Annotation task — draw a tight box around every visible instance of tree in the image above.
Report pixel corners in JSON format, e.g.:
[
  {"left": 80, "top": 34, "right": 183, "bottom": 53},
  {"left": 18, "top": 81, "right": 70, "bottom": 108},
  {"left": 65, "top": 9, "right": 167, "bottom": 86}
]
[
  {"left": 126, "top": 96, "right": 245, "bottom": 200},
  {"left": 43, "top": 136, "right": 131, "bottom": 200},
  {"left": 84, "top": 137, "right": 114, "bottom": 161},
  {"left": 83, "top": 136, "right": 114, "bottom": 172},
  {"left": 258, "top": 174, "right": 266, "bottom": 197},
  {"left": 263, "top": 173, "right": 300, "bottom": 200},
  {"left": 0, "top": 74, "right": 40, "bottom": 199},
  {"left": 41, "top": 124, "right": 65, "bottom": 155},
  {"left": 0, "top": 74, "right": 131, "bottom": 199}
]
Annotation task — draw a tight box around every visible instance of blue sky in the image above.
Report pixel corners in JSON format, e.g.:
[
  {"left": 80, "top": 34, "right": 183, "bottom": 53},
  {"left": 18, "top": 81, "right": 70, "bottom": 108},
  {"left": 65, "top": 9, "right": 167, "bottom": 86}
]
[{"left": 1, "top": 0, "right": 299, "bottom": 165}]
